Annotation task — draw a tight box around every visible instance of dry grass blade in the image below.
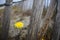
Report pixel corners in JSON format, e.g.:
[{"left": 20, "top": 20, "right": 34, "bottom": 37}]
[{"left": 38, "top": 0, "right": 57, "bottom": 39}]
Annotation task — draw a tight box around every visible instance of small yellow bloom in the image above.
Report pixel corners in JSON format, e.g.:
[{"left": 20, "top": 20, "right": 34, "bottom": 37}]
[
  {"left": 42, "top": 38, "right": 44, "bottom": 40},
  {"left": 14, "top": 21, "right": 24, "bottom": 29}
]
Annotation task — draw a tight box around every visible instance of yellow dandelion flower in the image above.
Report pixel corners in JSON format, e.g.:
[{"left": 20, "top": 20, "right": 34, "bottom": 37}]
[{"left": 14, "top": 21, "right": 24, "bottom": 29}]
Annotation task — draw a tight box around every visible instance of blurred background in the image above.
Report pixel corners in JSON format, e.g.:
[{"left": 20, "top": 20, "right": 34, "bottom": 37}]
[{"left": 0, "top": 0, "right": 58, "bottom": 40}]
